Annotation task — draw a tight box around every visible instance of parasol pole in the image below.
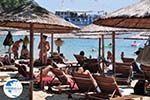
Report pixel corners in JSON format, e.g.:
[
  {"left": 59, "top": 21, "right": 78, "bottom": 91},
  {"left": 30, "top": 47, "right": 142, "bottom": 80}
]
[
  {"left": 40, "top": 33, "right": 44, "bottom": 64},
  {"left": 101, "top": 34, "right": 105, "bottom": 74},
  {"left": 29, "top": 23, "right": 34, "bottom": 100},
  {"left": 40, "top": 33, "right": 44, "bottom": 90},
  {"left": 98, "top": 35, "right": 101, "bottom": 73},
  {"left": 112, "top": 31, "right": 116, "bottom": 74},
  {"left": 51, "top": 33, "right": 54, "bottom": 56}
]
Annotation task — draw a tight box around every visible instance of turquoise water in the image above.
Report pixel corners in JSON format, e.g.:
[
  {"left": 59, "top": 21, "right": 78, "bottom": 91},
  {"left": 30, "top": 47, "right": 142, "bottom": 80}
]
[{"left": 0, "top": 34, "right": 146, "bottom": 62}]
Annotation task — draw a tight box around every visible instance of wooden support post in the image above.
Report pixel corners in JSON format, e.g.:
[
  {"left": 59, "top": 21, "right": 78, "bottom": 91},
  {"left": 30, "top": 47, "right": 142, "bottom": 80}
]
[
  {"left": 112, "top": 32, "right": 116, "bottom": 74},
  {"left": 51, "top": 33, "right": 54, "bottom": 56},
  {"left": 40, "top": 33, "right": 44, "bottom": 64},
  {"left": 98, "top": 36, "right": 101, "bottom": 73},
  {"left": 101, "top": 34, "right": 105, "bottom": 74},
  {"left": 29, "top": 23, "right": 34, "bottom": 100},
  {"left": 40, "top": 33, "right": 43, "bottom": 90}
]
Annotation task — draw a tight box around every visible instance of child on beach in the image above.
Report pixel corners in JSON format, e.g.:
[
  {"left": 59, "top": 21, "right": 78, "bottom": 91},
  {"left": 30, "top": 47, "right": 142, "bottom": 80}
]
[{"left": 12, "top": 39, "right": 23, "bottom": 59}]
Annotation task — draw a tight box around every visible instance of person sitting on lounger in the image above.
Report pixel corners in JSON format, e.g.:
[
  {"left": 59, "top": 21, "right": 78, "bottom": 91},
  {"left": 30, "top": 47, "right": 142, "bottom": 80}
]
[
  {"left": 0, "top": 55, "right": 14, "bottom": 65},
  {"left": 76, "top": 67, "right": 101, "bottom": 93}
]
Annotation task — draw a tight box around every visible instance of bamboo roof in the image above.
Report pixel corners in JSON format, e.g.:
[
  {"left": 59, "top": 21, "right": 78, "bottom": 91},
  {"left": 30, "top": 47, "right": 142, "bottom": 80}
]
[{"left": 94, "top": 0, "right": 150, "bottom": 30}]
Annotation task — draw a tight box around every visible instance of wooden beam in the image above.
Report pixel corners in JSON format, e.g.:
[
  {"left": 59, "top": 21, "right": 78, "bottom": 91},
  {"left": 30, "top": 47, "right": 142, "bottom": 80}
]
[
  {"left": 112, "top": 31, "right": 116, "bottom": 73},
  {"left": 98, "top": 36, "right": 101, "bottom": 73},
  {"left": 29, "top": 23, "right": 34, "bottom": 100},
  {"left": 51, "top": 33, "right": 54, "bottom": 56},
  {"left": 101, "top": 34, "right": 105, "bottom": 74}
]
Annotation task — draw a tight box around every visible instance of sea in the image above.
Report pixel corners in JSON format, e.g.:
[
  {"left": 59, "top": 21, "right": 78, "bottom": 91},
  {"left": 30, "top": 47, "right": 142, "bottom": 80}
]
[{"left": 0, "top": 33, "right": 146, "bottom": 62}]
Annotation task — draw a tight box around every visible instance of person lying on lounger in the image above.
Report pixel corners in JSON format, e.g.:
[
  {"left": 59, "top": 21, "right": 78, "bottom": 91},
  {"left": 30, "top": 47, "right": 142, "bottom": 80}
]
[{"left": 0, "top": 55, "right": 14, "bottom": 65}]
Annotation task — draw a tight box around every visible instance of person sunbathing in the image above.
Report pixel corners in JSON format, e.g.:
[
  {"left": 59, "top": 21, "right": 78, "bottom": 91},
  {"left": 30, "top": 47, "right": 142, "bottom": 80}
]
[
  {"left": 16, "top": 64, "right": 60, "bottom": 88},
  {"left": 0, "top": 55, "right": 14, "bottom": 65},
  {"left": 75, "top": 67, "right": 101, "bottom": 93}
]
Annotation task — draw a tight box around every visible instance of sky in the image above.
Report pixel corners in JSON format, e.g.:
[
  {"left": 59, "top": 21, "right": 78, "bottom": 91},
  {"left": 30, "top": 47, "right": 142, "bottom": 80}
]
[{"left": 35, "top": 0, "right": 140, "bottom": 13}]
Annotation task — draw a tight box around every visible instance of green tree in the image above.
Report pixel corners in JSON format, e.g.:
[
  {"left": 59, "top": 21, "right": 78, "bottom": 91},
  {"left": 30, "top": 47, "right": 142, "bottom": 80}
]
[{"left": 0, "top": 0, "right": 30, "bottom": 12}]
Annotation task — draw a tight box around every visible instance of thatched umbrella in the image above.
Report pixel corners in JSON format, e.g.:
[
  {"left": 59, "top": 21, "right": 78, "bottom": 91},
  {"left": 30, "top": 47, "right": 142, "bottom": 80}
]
[
  {"left": 76, "top": 24, "right": 140, "bottom": 73},
  {"left": 0, "top": 1, "right": 79, "bottom": 32},
  {"left": 93, "top": 0, "right": 150, "bottom": 73},
  {"left": 0, "top": 1, "right": 79, "bottom": 100},
  {"left": 93, "top": 0, "right": 150, "bottom": 30}
]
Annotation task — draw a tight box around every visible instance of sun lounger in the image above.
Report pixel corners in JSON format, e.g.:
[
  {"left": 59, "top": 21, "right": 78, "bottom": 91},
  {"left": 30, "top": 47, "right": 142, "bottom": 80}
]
[
  {"left": 121, "top": 57, "right": 144, "bottom": 80},
  {"left": 142, "top": 66, "right": 150, "bottom": 82},
  {"left": 49, "top": 68, "right": 77, "bottom": 95},
  {"left": 15, "top": 64, "right": 60, "bottom": 90},
  {"left": 83, "top": 58, "right": 102, "bottom": 73},
  {"left": 74, "top": 54, "right": 87, "bottom": 66},
  {"left": 115, "top": 62, "right": 133, "bottom": 86},
  {"left": 0, "top": 65, "right": 17, "bottom": 71},
  {"left": 87, "top": 75, "right": 122, "bottom": 100},
  {"left": 71, "top": 72, "right": 96, "bottom": 93}
]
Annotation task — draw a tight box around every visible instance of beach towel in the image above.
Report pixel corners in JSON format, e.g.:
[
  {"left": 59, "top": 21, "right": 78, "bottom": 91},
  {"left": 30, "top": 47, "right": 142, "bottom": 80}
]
[{"left": 3, "top": 32, "right": 14, "bottom": 47}]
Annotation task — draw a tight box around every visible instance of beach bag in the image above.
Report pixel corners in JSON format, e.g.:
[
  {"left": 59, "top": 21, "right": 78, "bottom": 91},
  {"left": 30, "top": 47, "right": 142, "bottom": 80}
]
[
  {"left": 3, "top": 31, "right": 14, "bottom": 46},
  {"left": 141, "top": 40, "right": 150, "bottom": 66}
]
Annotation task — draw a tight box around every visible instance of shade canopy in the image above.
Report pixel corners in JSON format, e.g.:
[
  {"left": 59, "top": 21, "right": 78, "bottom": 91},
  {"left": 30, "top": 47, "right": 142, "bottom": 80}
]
[
  {"left": 94, "top": 0, "right": 150, "bottom": 29},
  {"left": 79, "top": 24, "right": 143, "bottom": 33},
  {"left": 0, "top": 1, "right": 79, "bottom": 33},
  {"left": 75, "top": 24, "right": 133, "bottom": 39}
]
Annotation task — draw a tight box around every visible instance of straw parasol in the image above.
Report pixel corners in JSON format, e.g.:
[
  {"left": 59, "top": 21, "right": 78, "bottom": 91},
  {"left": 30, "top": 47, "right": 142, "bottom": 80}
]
[
  {"left": 0, "top": 1, "right": 79, "bottom": 100},
  {"left": 93, "top": 0, "right": 150, "bottom": 30},
  {"left": 78, "top": 24, "right": 143, "bottom": 33},
  {"left": 75, "top": 24, "right": 137, "bottom": 73},
  {"left": 93, "top": 0, "right": 150, "bottom": 73},
  {"left": 0, "top": 1, "right": 79, "bottom": 32}
]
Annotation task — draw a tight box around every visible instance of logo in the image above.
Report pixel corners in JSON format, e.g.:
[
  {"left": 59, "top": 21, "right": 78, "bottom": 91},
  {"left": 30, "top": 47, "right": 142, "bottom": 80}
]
[{"left": 3, "top": 79, "right": 23, "bottom": 98}]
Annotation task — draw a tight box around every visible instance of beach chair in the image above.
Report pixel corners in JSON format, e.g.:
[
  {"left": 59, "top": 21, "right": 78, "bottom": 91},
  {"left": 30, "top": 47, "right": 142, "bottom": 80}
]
[
  {"left": 51, "top": 54, "right": 64, "bottom": 64},
  {"left": 87, "top": 75, "right": 122, "bottom": 100},
  {"left": 49, "top": 67, "right": 76, "bottom": 93},
  {"left": 142, "top": 66, "right": 150, "bottom": 82},
  {"left": 16, "top": 64, "right": 60, "bottom": 90},
  {"left": 115, "top": 62, "right": 133, "bottom": 86},
  {"left": 121, "top": 57, "right": 143, "bottom": 75},
  {"left": 74, "top": 54, "right": 87, "bottom": 66},
  {"left": 83, "top": 58, "right": 102, "bottom": 73},
  {"left": 71, "top": 72, "right": 96, "bottom": 93}
]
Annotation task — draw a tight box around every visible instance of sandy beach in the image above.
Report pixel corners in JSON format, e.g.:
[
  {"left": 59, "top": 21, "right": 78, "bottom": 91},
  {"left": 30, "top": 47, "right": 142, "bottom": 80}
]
[{"left": 0, "top": 74, "right": 150, "bottom": 100}]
